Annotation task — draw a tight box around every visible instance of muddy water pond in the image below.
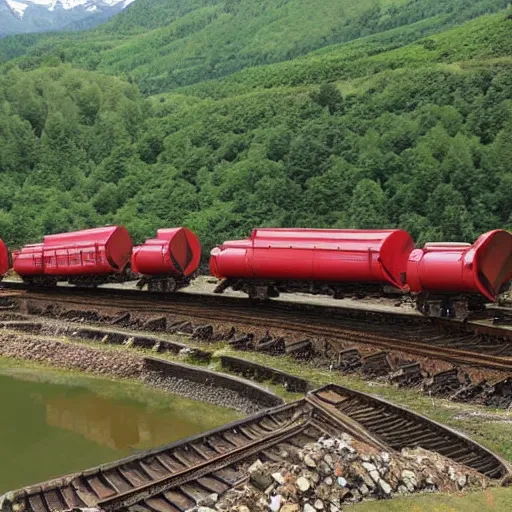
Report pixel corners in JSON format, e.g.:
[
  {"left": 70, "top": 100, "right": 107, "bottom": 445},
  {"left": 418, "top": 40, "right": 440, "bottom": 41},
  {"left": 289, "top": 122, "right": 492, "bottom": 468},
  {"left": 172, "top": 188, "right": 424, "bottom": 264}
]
[{"left": 0, "top": 364, "right": 241, "bottom": 493}]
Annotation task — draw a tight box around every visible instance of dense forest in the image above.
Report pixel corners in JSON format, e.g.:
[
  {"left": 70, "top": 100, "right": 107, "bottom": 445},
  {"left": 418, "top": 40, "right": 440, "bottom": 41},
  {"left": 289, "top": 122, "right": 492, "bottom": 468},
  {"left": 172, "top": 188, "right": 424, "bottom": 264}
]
[{"left": 0, "top": 0, "right": 510, "bottom": 253}]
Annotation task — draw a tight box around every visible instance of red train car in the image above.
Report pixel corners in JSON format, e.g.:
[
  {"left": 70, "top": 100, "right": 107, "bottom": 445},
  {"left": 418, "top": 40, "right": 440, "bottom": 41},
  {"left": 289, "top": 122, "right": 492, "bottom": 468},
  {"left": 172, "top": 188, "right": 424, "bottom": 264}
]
[
  {"left": 132, "top": 228, "right": 201, "bottom": 292},
  {"left": 210, "top": 228, "right": 415, "bottom": 299},
  {"left": 406, "top": 230, "right": 512, "bottom": 318},
  {"left": 0, "top": 238, "right": 10, "bottom": 277},
  {"left": 14, "top": 226, "right": 133, "bottom": 286}
]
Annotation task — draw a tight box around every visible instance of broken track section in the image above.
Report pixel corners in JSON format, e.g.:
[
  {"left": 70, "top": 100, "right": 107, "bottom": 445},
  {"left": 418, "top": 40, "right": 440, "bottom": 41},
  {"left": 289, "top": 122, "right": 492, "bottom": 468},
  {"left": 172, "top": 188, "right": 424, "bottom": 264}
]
[{"left": 1, "top": 385, "right": 509, "bottom": 512}]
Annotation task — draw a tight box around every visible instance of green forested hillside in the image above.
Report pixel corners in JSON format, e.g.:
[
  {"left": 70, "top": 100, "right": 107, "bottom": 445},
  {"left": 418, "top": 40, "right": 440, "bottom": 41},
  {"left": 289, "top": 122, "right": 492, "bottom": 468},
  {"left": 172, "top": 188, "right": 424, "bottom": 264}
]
[
  {"left": 1, "top": 0, "right": 509, "bottom": 93},
  {"left": 0, "top": 1, "right": 510, "bottom": 254}
]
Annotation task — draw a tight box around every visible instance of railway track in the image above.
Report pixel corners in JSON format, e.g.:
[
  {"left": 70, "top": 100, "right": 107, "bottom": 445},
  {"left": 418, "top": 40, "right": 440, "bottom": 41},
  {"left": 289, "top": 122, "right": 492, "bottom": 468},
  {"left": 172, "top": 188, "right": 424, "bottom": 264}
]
[
  {"left": 9, "top": 287, "right": 512, "bottom": 373},
  {"left": 1, "top": 385, "right": 509, "bottom": 512}
]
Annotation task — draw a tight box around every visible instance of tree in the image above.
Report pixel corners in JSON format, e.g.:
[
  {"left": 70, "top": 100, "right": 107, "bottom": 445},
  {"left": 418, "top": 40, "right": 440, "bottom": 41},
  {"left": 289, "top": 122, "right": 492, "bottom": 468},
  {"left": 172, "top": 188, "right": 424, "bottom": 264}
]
[
  {"left": 348, "top": 179, "right": 389, "bottom": 229},
  {"left": 310, "top": 83, "right": 344, "bottom": 115}
]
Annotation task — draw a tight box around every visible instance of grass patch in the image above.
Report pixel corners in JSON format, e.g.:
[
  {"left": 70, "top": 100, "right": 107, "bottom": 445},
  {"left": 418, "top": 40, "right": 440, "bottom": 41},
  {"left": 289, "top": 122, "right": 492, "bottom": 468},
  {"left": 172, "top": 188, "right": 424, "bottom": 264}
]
[{"left": 351, "top": 487, "right": 512, "bottom": 511}]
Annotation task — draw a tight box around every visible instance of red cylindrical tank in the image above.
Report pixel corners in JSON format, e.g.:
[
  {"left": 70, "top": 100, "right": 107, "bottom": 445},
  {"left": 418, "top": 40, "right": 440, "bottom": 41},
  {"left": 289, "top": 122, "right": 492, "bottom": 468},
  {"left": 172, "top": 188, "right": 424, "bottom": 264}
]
[
  {"left": 0, "top": 239, "right": 10, "bottom": 276},
  {"left": 15, "top": 227, "right": 133, "bottom": 277},
  {"left": 406, "top": 230, "right": 512, "bottom": 301},
  {"left": 131, "top": 228, "right": 201, "bottom": 277},
  {"left": 210, "top": 228, "right": 414, "bottom": 288},
  {"left": 13, "top": 244, "right": 44, "bottom": 276}
]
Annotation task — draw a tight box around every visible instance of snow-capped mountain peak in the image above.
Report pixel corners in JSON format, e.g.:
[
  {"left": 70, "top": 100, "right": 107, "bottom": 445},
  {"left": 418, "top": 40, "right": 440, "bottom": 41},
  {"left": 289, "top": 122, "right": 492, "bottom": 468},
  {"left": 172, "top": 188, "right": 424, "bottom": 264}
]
[
  {"left": 1, "top": 0, "right": 136, "bottom": 34},
  {"left": 5, "top": 0, "right": 131, "bottom": 18}
]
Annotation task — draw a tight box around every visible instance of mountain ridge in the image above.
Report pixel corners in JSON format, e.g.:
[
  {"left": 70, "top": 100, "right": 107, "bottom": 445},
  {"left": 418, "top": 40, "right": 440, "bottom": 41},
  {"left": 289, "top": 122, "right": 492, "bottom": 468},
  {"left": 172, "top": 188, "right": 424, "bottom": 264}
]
[{"left": 0, "top": 0, "right": 135, "bottom": 35}]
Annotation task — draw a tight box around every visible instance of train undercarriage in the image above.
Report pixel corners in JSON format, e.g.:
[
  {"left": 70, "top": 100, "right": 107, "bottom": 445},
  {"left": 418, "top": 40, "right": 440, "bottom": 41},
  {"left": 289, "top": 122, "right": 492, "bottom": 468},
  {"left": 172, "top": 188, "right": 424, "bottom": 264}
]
[
  {"left": 214, "top": 278, "right": 489, "bottom": 320},
  {"left": 214, "top": 278, "right": 402, "bottom": 301}
]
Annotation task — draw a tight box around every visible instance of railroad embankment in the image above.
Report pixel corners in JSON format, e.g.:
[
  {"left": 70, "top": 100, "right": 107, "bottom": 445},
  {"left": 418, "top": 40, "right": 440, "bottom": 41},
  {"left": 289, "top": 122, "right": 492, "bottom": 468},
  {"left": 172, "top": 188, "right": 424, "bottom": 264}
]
[{"left": 0, "top": 333, "right": 282, "bottom": 413}]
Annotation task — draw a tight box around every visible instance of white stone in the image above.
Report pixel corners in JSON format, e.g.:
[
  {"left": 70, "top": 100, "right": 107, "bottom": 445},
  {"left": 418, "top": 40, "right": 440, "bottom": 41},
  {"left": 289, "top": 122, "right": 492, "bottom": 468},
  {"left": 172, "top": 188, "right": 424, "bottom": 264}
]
[
  {"left": 336, "top": 477, "right": 347, "bottom": 487},
  {"left": 304, "top": 455, "right": 317, "bottom": 468},
  {"left": 369, "top": 470, "right": 380, "bottom": 483},
  {"left": 297, "top": 476, "right": 311, "bottom": 492},
  {"left": 314, "top": 499, "right": 324, "bottom": 510},
  {"left": 378, "top": 479, "right": 392, "bottom": 495},
  {"left": 303, "top": 504, "right": 316, "bottom": 512},
  {"left": 324, "top": 476, "right": 333, "bottom": 486},
  {"left": 323, "top": 454, "right": 334, "bottom": 465},
  {"left": 270, "top": 494, "right": 283, "bottom": 512},
  {"left": 362, "top": 462, "right": 377, "bottom": 472},
  {"left": 457, "top": 475, "right": 467, "bottom": 489},
  {"left": 359, "top": 483, "right": 369, "bottom": 496},
  {"left": 272, "top": 472, "right": 285, "bottom": 485},
  {"left": 380, "top": 452, "right": 390, "bottom": 463}
]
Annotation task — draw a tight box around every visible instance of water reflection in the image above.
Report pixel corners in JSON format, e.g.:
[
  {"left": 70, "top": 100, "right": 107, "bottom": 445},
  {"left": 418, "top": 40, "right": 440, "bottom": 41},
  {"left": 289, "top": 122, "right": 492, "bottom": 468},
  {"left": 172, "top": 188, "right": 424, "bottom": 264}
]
[
  {"left": 45, "top": 394, "right": 193, "bottom": 450},
  {"left": 0, "top": 371, "right": 237, "bottom": 493}
]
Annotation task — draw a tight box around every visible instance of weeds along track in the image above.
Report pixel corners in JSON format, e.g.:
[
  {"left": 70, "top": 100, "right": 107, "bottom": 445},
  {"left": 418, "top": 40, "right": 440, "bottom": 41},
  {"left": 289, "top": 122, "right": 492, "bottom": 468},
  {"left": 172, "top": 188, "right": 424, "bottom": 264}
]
[
  {"left": 9, "top": 288, "right": 512, "bottom": 373},
  {"left": 1, "top": 385, "right": 509, "bottom": 512}
]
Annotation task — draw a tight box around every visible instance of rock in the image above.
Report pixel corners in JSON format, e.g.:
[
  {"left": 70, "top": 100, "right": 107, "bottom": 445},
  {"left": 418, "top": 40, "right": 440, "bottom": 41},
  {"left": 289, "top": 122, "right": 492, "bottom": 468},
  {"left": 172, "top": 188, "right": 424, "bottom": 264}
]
[
  {"left": 197, "top": 493, "right": 218, "bottom": 507},
  {"left": 310, "top": 472, "right": 320, "bottom": 485},
  {"left": 248, "top": 460, "right": 263, "bottom": 473},
  {"left": 250, "top": 471, "right": 273, "bottom": 491},
  {"left": 336, "top": 477, "right": 347, "bottom": 487},
  {"left": 304, "top": 455, "right": 317, "bottom": 468},
  {"left": 401, "top": 469, "right": 417, "bottom": 492},
  {"left": 303, "top": 504, "right": 316, "bottom": 512},
  {"left": 269, "top": 494, "right": 283, "bottom": 511},
  {"left": 296, "top": 476, "right": 311, "bottom": 492},
  {"left": 362, "top": 462, "right": 377, "bottom": 472},
  {"left": 314, "top": 499, "right": 324, "bottom": 510},
  {"left": 197, "top": 508, "right": 217, "bottom": 512},
  {"left": 448, "top": 466, "right": 456, "bottom": 481},
  {"left": 381, "top": 452, "right": 390, "bottom": 463},
  {"left": 323, "top": 454, "right": 334, "bottom": 466},
  {"left": 369, "top": 470, "right": 380, "bottom": 483},
  {"left": 272, "top": 472, "right": 285, "bottom": 485},
  {"left": 361, "top": 454, "right": 371, "bottom": 462},
  {"left": 378, "top": 479, "right": 392, "bottom": 495},
  {"left": 397, "top": 485, "right": 408, "bottom": 494},
  {"left": 317, "top": 461, "right": 332, "bottom": 476},
  {"left": 321, "top": 439, "right": 335, "bottom": 449},
  {"left": 351, "top": 489, "right": 361, "bottom": 502},
  {"left": 329, "top": 505, "right": 340, "bottom": 512},
  {"left": 457, "top": 475, "right": 467, "bottom": 489},
  {"left": 324, "top": 477, "right": 333, "bottom": 486},
  {"left": 359, "top": 483, "right": 369, "bottom": 496},
  {"left": 281, "top": 505, "right": 300, "bottom": 512}
]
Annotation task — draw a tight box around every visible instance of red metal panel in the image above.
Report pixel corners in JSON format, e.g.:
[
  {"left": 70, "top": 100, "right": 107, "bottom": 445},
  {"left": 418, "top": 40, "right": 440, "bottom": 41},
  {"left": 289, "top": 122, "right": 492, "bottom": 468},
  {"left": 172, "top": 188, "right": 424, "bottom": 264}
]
[
  {"left": 131, "top": 228, "right": 201, "bottom": 277},
  {"left": 405, "top": 230, "right": 512, "bottom": 301},
  {"left": 210, "top": 229, "right": 414, "bottom": 288},
  {"left": 13, "top": 244, "right": 44, "bottom": 276}
]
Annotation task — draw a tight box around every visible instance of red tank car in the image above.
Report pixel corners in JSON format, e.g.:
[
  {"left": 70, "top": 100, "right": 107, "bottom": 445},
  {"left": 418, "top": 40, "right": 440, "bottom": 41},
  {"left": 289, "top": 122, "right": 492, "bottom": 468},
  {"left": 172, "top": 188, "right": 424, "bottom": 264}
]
[
  {"left": 0, "top": 238, "right": 11, "bottom": 277},
  {"left": 210, "top": 228, "right": 414, "bottom": 299},
  {"left": 132, "top": 228, "right": 201, "bottom": 292},
  {"left": 14, "top": 226, "right": 133, "bottom": 287},
  {"left": 406, "top": 230, "right": 512, "bottom": 319}
]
